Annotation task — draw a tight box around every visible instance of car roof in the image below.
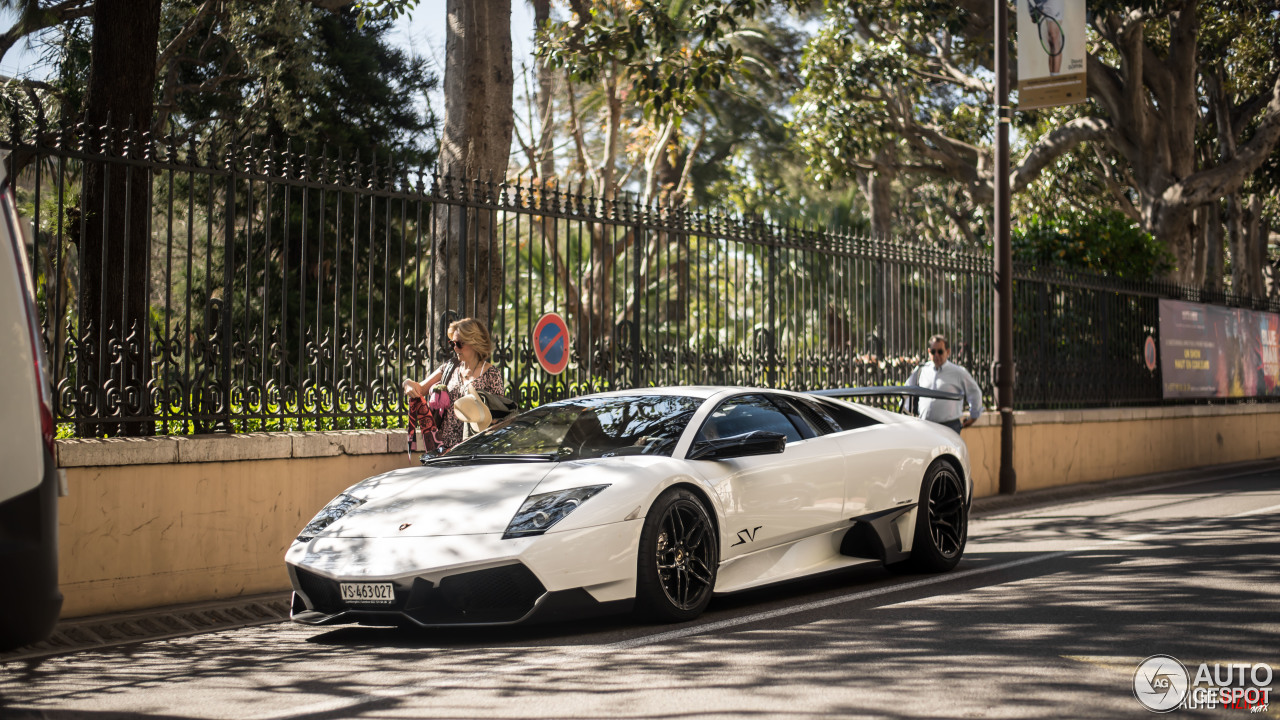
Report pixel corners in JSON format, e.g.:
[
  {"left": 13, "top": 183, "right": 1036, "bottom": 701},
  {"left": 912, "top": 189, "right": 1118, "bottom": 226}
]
[
  {"left": 559, "top": 386, "right": 896, "bottom": 421},
  {"left": 573, "top": 386, "right": 805, "bottom": 402}
]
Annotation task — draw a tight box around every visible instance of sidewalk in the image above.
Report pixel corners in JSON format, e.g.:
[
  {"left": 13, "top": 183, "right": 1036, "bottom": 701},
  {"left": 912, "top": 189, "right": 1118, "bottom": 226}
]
[{"left": 971, "top": 456, "right": 1280, "bottom": 516}]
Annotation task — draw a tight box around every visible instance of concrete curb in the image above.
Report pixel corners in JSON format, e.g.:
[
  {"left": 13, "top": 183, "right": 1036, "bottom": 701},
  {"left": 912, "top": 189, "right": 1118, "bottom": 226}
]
[{"left": 0, "top": 592, "right": 292, "bottom": 664}]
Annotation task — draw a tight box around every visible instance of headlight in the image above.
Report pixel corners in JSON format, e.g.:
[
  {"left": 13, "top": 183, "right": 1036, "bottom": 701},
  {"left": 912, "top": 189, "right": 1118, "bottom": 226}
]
[
  {"left": 503, "top": 485, "right": 608, "bottom": 539},
  {"left": 296, "top": 493, "right": 366, "bottom": 543}
]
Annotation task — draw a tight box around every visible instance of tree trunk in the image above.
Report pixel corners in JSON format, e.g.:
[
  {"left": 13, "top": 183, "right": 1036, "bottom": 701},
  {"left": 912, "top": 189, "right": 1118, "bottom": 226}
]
[
  {"left": 857, "top": 149, "right": 896, "bottom": 241},
  {"left": 1084, "top": 6, "right": 1277, "bottom": 285},
  {"left": 1226, "top": 192, "right": 1246, "bottom": 295},
  {"left": 77, "top": 0, "right": 162, "bottom": 436},
  {"left": 867, "top": 169, "right": 894, "bottom": 241},
  {"left": 1243, "top": 194, "right": 1265, "bottom": 298},
  {"left": 1146, "top": 197, "right": 1195, "bottom": 284},
  {"left": 1204, "top": 201, "right": 1224, "bottom": 294},
  {"left": 533, "top": 0, "right": 555, "bottom": 182},
  {"left": 1270, "top": 227, "right": 1280, "bottom": 302},
  {"left": 1190, "top": 205, "right": 1207, "bottom": 286},
  {"left": 431, "top": 0, "right": 514, "bottom": 343}
]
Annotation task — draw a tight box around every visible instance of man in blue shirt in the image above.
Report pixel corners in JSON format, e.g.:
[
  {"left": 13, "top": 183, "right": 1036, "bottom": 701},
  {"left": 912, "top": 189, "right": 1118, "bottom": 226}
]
[{"left": 905, "top": 334, "right": 984, "bottom": 433}]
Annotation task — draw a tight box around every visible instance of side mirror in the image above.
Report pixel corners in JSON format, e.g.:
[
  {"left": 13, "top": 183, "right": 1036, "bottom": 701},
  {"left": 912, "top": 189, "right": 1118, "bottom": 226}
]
[{"left": 688, "top": 431, "right": 787, "bottom": 461}]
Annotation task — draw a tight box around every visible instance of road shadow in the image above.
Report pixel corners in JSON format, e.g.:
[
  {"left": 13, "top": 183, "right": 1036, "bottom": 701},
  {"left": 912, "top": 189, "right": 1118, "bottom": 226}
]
[{"left": 2, "top": 490, "right": 1277, "bottom": 719}]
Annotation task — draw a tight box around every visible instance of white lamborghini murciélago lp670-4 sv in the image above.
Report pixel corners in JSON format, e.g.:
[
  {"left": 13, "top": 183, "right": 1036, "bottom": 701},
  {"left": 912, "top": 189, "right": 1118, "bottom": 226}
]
[{"left": 286, "top": 386, "right": 971, "bottom": 626}]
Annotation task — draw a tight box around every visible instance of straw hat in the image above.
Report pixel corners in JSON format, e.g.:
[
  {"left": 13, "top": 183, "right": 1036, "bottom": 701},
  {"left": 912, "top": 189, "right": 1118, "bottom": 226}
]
[{"left": 453, "top": 387, "right": 492, "bottom": 433}]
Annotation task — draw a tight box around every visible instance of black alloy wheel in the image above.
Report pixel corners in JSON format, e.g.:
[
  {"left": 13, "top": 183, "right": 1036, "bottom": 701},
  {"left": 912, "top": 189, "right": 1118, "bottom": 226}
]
[
  {"left": 927, "top": 463, "right": 966, "bottom": 557},
  {"left": 635, "top": 488, "right": 718, "bottom": 622},
  {"left": 904, "top": 459, "right": 968, "bottom": 572}
]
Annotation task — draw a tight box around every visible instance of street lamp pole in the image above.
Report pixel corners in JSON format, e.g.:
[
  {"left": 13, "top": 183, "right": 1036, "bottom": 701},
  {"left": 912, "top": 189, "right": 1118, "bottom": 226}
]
[{"left": 994, "top": 0, "right": 1017, "bottom": 494}]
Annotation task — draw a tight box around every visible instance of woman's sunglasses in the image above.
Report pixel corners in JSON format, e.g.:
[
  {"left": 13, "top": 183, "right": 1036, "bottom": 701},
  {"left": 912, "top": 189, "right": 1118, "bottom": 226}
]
[{"left": 450, "top": 340, "right": 466, "bottom": 349}]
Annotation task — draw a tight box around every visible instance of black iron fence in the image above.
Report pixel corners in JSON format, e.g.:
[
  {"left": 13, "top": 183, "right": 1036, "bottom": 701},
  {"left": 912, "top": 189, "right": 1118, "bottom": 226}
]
[
  {"left": 5, "top": 116, "right": 1277, "bottom": 437},
  {"left": 1012, "top": 265, "right": 1280, "bottom": 408}
]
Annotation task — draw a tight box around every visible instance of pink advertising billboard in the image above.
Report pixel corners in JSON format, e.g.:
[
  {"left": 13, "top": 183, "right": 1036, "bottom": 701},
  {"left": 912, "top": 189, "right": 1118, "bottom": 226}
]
[{"left": 1159, "top": 299, "right": 1280, "bottom": 399}]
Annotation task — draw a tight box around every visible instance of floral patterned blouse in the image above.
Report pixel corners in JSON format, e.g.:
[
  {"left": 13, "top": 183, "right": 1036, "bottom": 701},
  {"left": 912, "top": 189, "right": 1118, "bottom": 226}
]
[{"left": 432, "top": 361, "right": 505, "bottom": 450}]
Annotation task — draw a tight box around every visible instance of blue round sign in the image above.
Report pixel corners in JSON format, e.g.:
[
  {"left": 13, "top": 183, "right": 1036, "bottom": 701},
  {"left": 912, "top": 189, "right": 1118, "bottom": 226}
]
[{"left": 533, "top": 312, "right": 569, "bottom": 375}]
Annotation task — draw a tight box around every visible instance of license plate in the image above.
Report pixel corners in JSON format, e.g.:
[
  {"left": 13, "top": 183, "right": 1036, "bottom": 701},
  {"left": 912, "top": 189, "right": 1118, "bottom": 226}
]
[{"left": 339, "top": 582, "right": 395, "bottom": 604}]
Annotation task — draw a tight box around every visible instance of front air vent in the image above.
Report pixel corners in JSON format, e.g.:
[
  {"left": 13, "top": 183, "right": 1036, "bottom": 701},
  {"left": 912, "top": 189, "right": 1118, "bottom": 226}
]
[{"left": 406, "top": 564, "right": 545, "bottom": 625}]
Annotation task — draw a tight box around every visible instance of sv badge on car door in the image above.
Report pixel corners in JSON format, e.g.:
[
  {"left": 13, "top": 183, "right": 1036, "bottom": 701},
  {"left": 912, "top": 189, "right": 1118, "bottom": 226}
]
[{"left": 731, "top": 526, "right": 763, "bottom": 546}]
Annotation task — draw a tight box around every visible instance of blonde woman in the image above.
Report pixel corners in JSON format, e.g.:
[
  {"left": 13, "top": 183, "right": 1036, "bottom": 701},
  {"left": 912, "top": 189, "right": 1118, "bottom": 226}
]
[{"left": 403, "top": 317, "right": 505, "bottom": 450}]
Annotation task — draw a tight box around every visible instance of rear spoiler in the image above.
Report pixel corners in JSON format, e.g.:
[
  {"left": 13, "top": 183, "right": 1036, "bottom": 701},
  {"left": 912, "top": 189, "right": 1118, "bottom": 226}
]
[{"left": 807, "top": 386, "right": 962, "bottom": 401}]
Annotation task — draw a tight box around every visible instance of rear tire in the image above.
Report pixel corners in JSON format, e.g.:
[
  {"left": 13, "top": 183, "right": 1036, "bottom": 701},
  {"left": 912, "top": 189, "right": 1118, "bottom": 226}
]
[
  {"left": 635, "top": 488, "right": 718, "bottom": 622},
  {"left": 900, "top": 459, "right": 968, "bottom": 573}
]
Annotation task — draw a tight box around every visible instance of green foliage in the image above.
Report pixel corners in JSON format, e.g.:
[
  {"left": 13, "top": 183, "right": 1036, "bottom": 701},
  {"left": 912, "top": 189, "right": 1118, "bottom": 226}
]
[
  {"left": 1200, "top": 1, "right": 1280, "bottom": 205},
  {"left": 10, "top": 2, "right": 439, "bottom": 163},
  {"left": 786, "top": 0, "right": 997, "bottom": 247},
  {"left": 790, "top": 0, "right": 991, "bottom": 187},
  {"left": 684, "top": 5, "right": 865, "bottom": 226},
  {"left": 351, "top": 0, "right": 422, "bottom": 28},
  {"left": 788, "top": 0, "right": 1280, "bottom": 277},
  {"left": 160, "top": 2, "right": 438, "bottom": 164},
  {"left": 1012, "top": 209, "right": 1173, "bottom": 280},
  {"left": 540, "top": 0, "right": 795, "bottom": 122}
]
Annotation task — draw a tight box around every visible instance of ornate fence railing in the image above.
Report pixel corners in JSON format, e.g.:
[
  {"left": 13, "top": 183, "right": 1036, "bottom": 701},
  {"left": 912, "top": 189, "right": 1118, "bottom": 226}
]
[{"left": 4, "top": 117, "right": 1277, "bottom": 436}]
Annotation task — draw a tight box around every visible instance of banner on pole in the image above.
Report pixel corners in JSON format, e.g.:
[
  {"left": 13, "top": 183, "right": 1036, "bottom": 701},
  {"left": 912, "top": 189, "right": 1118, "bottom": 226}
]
[{"left": 1017, "top": 0, "right": 1087, "bottom": 109}]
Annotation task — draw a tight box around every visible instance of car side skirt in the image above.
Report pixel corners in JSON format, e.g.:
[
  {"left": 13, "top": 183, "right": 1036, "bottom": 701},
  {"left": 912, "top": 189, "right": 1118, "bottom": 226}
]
[{"left": 713, "top": 524, "right": 883, "bottom": 594}]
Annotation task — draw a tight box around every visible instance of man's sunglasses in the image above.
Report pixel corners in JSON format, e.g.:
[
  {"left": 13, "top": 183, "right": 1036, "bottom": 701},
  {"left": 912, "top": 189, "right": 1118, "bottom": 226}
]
[{"left": 929, "top": 348, "right": 946, "bottom": 355}]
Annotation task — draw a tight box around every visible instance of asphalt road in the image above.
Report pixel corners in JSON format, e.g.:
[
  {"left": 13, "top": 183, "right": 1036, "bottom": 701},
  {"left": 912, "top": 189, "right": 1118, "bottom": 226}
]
[{"left": 2, "top": 466, "right": 1278, "bottom": 720}]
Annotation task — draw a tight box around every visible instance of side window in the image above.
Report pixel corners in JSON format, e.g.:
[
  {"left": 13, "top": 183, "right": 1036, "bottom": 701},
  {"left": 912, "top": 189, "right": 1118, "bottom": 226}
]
[
  {"left": 695, "top": 394, "right": 804, "bottom": 444},
  {"left": 771, "top": 396, "right": 834, "bottom": 438},
  {"left": 812, "top": 398, "right": 881, "bottom": 432}
]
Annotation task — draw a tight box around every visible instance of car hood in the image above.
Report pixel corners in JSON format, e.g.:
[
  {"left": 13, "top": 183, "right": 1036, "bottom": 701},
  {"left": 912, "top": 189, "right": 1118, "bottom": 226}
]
[{"left": 321, "top": 461, "right": 559, "bottom": 538}]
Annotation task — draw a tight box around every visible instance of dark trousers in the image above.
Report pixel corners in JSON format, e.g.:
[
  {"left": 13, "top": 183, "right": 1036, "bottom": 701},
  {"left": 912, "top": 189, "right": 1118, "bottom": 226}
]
[{"left": 934, "top": 418, "right": 963, "bottom": 434}]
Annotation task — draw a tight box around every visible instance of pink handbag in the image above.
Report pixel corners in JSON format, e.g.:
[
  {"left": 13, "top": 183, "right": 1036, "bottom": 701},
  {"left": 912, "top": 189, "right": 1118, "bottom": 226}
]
[
  {"left": 428, "top": 386, "right": 451, "bottom": 410},
  {"left": 427, "top": 361, "right": 457, "bottom": 410}
]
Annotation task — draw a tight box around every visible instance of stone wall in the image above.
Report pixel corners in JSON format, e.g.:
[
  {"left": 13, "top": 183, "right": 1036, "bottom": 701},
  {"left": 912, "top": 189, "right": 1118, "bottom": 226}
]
[
  {"left": 56, "top": 430, "right": 408, "bottom": 618},
  {"left": 963, "top": 404, "right": 1280, "bottom": 497}
]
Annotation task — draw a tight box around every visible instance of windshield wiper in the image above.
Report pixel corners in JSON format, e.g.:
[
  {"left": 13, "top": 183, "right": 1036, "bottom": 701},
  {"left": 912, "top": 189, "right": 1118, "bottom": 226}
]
[{"left": 421, "top": 453, "right": 560, "bottom": 466}]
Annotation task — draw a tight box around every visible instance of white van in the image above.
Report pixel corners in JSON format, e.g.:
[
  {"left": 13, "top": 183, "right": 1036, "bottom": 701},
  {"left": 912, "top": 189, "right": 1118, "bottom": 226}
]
[{"left": 0, "top": 160, "right": 61, "bottom": 651}]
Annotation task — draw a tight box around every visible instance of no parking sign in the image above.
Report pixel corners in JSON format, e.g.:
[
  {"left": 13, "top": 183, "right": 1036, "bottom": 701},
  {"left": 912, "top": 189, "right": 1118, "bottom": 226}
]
[{"left": 533, "top": 312, "right": 569, "bottom": 375}]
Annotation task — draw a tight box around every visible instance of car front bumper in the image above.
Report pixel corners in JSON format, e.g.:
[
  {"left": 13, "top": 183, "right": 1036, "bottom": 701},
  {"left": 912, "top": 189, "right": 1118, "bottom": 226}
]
[{"left": 286, "top": 518, "right": 643, "bottom": 627}]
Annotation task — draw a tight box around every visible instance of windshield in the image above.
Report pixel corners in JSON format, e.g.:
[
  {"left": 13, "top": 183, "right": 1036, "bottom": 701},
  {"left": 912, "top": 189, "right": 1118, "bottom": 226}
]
[{"left": 446, "top": 395, "right": 702, "bottom": 460}]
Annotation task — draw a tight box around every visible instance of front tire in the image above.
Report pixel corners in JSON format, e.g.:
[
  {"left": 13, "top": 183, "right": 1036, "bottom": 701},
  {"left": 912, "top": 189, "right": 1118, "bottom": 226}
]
[
  {"left": 901, "top": 459, "right": 968, "bottom": 573},
  {"left": 635, "top": 488, "right": 718, "bottom": 622}
]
